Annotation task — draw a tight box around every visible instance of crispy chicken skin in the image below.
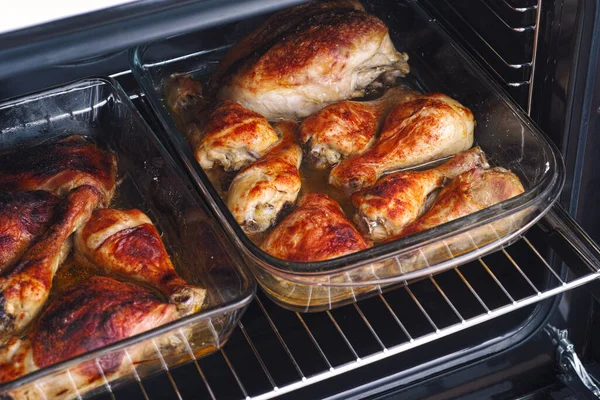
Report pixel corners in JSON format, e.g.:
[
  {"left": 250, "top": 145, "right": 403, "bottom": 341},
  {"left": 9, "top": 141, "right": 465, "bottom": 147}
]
[
  {"left": 74, "top": 208, "right": 206, "bottom": 315},
  {"left": 215, "top": 1, "right": 410, "bottom": 120},
  {"left": 387, "top": 167, "right": 525, "bottom": 241},
  {"left": 0, "top": 186, "right": 101, "bottom": 345},
  {"left": 261, "top": 193, "right": 370, "bottom": 261},
  {"left": 0, "top": 276, "right": 178, "bottom": 398},
  {"left": 187, "top": 100, "right": 280, "bottom": 171},
  {"left": 227, "top": 120, "right": 303, "bottom": 233},
  {"left": 0, "top": 191, "right": 61, "bottom": 275},
  {"left": 330, "top": 93, "right": 475, "bottom": 191},
  {"left": 0, "top": 136, "right": 117, "bottom": 207},
  {"left": 353, "top": 147, "right": 489, "bottom": 241},
  {"left": 300, "top": 87, "right": 419, "bottom": 168}
]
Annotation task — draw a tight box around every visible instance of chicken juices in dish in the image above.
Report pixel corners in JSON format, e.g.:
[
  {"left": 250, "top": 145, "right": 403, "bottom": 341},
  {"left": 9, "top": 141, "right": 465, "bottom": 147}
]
[
  {"left": 214, "top": 0, "right": 410, "bottom": 120},
  {"left": 74, "top": 208, "right": 206, "bottom": 315},
  {"left": 0, "top": 136, "right": 117, "bottom": 207},
  {"left": 0, "top": 191, "right": 62, "bottom": 275},
  {"left": 0, "top": 276, "right": 179, "bottom": 399},
  {"left": 352, "top": 147, "right": 489, "bottom": 241},
  {"left": 387, "top": 167, "right": 525, "bottom": 241},
  {"left": 261, "top": 193, "right": 370, "bottom": 262},
  {"left": 300, "top": 87, "right": 419, "bottom": 168},
  {"left": 330, "top": 93, "right": 475, "bottom": 192},
  {"left": 227, "top": 120, "right": 303, "bottom": 233}
]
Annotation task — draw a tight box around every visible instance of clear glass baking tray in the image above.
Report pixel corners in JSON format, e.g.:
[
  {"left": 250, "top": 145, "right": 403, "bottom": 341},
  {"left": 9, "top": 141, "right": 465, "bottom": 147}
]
[
  {"left": 130, "top": 0, "right": 564, "bottom": 312},
  {"left": 0, "top": 78, "right": 255, "bottom": 398}
]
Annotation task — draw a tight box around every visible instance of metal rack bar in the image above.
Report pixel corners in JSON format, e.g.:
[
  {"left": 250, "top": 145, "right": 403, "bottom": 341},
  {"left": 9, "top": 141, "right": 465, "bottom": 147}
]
[
  {"left": 326, "top": 311, "right": 361, "bottom": 361},
  {"left": 220, "top": 349, "right": 250, "bottom": 400},
  {"left": 479, "top": 0, "right": 536, "bottom": 31},
  {"left": 497, "top": 0, "right": 538, "bottom": 12},
  {"left": 125, "top": 350, "right": 150, "bottom": 400},
  {"left": 179, "top": 329, "right": 217, "bottom": 400},
  {"left": 152, "top": 340, "right": 182, "bottom": 400},
  {"left": 405, "top": 285, "right": 439, "bottom": 333},
  {"left": 238, "top": 322, "right": 278, "bottom": 391},
  {"left": 478, "top": 258, "right": 516, "bottom": 304},
  {"left": 353, "top": 303, "right": 386, "bottom": 351}
]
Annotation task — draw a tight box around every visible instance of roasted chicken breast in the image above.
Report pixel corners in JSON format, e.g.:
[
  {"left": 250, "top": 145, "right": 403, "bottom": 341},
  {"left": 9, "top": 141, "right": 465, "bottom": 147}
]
[
  {"left": 0, "top": 136, "right": 117, "bottom": 207},
  {"left": 74, "top": 208, "right": 206, "bottom": 315},
  {"left": 214, "top": 0, "right": 410, "bottom": 120},
  {"left": 0, "top": 191, "right": 61, "bottom": 275},
  {"left": 0, "top": 276, "right": 178, "bottom": 399},
  {"left": 352, "top": 147, "right": 489, "bottom": 241},
  {"left": 387, "top": 167, "right": 525, "bottom": 241},
  {"left": 261, "top": 193, "right": 370, "bottom": 261},
  {"left": 0, "top": 186, "right": 101, "bottom": 345},
  {"left": 300, "top": 87, "right": 419, "bottom": 168},
  {"left": 227, "top": 120, "right": 303, "bottom": 233},
  {"left": 330, "top": 93, "right": 475, "bottom": 191}
]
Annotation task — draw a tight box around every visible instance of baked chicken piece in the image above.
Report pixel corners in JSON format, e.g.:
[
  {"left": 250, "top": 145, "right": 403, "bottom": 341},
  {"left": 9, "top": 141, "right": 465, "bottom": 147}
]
[
  {"left": 0, "top": 191, "right": 61, "bottom": 275},
  {"left": 330, "top": 93, "right": 475, "bottom": 191},
  {"left": 0, "top": 186, "right": 101, "bottom": 345},
  {"left": 353, "top": 147, "right": 489, "bottom": 241},
  {"left": 214, "top": 0, "right": 410, "bottom": 120},
  {"left": 164, "top": 73, "right": 207, "bottom": 124},
  {"left": 0, "top": 276, "right": 179, "bottom": 399},
  {"left": 261, "top": 193, "right": 370, "bottom": 261},
  {"left": 300, "top": 87, "right": 419, "bottom": 168},
  {"left": 74, "top": 208, "right": 206, "bottom": 315},
  {"left": 0, "top": 136, "right": 117, "bottom": 207},
  {"left": 227, "top": 120, "right": 302, "bottom": 233},
  {"left": 187, "top": 99, "right": 280, "bottom": 171},
  {"left": 387, "top": 167, "right": 525, "bottom": 241}
]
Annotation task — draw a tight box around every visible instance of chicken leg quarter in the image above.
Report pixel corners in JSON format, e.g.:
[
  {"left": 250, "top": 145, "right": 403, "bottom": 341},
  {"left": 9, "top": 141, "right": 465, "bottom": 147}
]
[
  {"left": 0, "top": 276, "right": 179, "bottom": 399},
  {"left": 352, "top": 147, "right": 489, "bottom": 241},
  {"left": 0, "top": 186, "right": 101, "bottom": 345},
  {"left": 74, "top": 208, "right": 206, "bottom": 315},
  {"left": 330, "top": 93, "right": 475, "bottom": 191}
]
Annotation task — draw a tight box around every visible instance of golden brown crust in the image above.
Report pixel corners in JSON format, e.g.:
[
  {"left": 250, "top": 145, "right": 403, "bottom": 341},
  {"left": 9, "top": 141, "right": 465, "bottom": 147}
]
[
  {"left": 329, "top": 93, "right": 475, "bottom": 191},
  {"left": 0, "top": 136, "right": 117, "bottom": 207},
  {"left": 261, "top": 193, "right": 370, "bottom": 261}
]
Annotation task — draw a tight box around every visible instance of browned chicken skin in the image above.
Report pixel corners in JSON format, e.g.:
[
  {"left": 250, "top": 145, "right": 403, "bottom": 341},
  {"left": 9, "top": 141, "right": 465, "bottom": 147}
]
[
  {"left": 330, "top": 93, "right": 475, "bottom": 191},
  {"left": 387, "top": 167, "right": 525, "bottom": 241},
  {"left": 0, "top": 191, "right": 61, "bottom": 275},
  {"left": 215, "top": 0, "right": 410, "bottom": 120},
  {"left": 0, "top": 136, "right": 117, "bottom": 207},
  {"left": 74, "top": 208, "right": 206, "bottom": 315},
  {"left": 261, "top": 193, "right": 370, "bottom": 261},
  {"left": 187, "top": 99, "right": 280, "bottom": 171},
  {"left": 0, "top": 276, "right": 178, "bottom": 398},
  {"left": 227, "top": 120, "right": 303, "bottom": 233},
  {"left": 0, "top": 186, "right": 101, "bottom": 345},
  {"left": 353, "top": 147, "right": 489, "bottom": 241},
  {"left": 300, "top": 87, "right": 419, "bottom": 168},
  {"left": 164, "top": 74, "right": 207, "bottom": 124}
]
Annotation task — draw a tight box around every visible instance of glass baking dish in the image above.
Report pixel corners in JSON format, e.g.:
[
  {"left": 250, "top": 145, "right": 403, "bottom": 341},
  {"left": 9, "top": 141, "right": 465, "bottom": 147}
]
[
  {"left": 130, "top": 0, "right": 565, "bottom": 312},
  {"left": 0, "top": 78, "right": 255, "bottom": 398}
]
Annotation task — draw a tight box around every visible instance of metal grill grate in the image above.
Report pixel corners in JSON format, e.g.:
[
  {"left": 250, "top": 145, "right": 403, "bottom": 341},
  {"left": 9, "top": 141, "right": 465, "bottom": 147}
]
[{"left": 93, "top": 218, "right": 600, "bottom": 400}]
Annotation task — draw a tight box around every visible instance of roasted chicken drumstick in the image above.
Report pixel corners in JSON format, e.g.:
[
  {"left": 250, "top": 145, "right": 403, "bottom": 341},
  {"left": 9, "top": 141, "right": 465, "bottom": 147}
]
[
  {"left": 261, "top": 193, "right": 370, "bottom": 261},
  {"left": 0, "top": 136, "right": 117, "bottom": 207},
  {"left": 74, "top": 208, "right": 206, "bottom": 315},
  {"left": 0, "top": 191, "right": 61, "bottom": 275},
  {"left": 300, "top": 87, "right": 419, "bottom": 168},
  {"left": 214, "top": 0, "right": 410, "bottom": 120},
  {"left": 330, "top": 93, "right": 475, "bottom": 191},
  {"left": 0, "top": 186, "right": 101, "bottom": 345},
  {"left": 227, "top": 120, "right": 303, "bottom": 233},
  {"left": 0, "top": 276, "right": 179, "bottom": 399},
  {"left": 352, "top": 147, "right": 489, "bottom": 241},
  {"left": 387, "top": 167, "right": 525, "bottom": 241}
]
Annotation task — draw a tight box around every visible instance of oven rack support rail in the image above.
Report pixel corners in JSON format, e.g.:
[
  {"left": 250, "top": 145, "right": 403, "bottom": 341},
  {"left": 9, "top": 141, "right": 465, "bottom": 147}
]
[{"left": 83, "top": 205, "right": 600, "bottom": 400}]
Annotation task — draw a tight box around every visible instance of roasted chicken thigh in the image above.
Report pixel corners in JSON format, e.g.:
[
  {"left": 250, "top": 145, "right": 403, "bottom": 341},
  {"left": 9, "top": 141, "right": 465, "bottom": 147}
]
[
  {"left": 0, "top": 276, "right": 178, "bottom": 399},
  {"left": 0, "top": 191, "right": 61, "bottom": 275},
  {"left": 300, "top": 87, "right": 419, "bottom": 168},
  {"left": 74, "top": 208, "right": 206, "bottom": 315},
  {"left": 0, "top": 136, "right": 117, "bottom": 207},
  {"left": 353, "top": 147, "right": 489, "bottom": 241},
  {"left": 0, "top": 186, "right": 101, "bottom": 345},
  {"left": 214, "top": 0, "right": 410, "bottom": 120},
  {"left": 330, "top": 93, "right": 475, "bottom": 191},
  {"left": 227, "top": 120, "right": 303, "bottom": 233},
  {"left": 388, "top": 167, "right": 525, "bottom": 241},
  {"left": 261, "top": 193, "right": 370, "bottom": 261}
]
